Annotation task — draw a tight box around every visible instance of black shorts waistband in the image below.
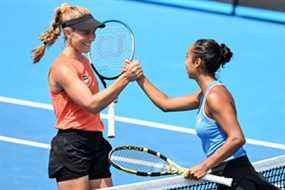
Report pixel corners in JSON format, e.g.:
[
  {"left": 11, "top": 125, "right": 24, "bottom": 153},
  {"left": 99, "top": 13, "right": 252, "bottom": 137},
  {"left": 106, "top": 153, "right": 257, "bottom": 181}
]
[
  {"left": 225, "top": 155, "right": 250, "bottom": 165},
  {"left": 212, "top": 155, "right": 254, "bottom": 175},
  {"left": 215, "top": 155, "right": 251, "bottom": 169},
  {"left": 57, "top": 129, "right": 103, "bottom": 137}
]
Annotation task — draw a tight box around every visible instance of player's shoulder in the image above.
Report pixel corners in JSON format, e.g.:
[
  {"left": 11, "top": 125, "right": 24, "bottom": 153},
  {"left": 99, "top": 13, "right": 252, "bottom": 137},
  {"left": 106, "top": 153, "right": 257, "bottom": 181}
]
[
  {"left": 206, "top": 84, "right": 233, "bottom": 107},
  {"left": 52, "top": 55, "right": 82, "bottom": 74}
]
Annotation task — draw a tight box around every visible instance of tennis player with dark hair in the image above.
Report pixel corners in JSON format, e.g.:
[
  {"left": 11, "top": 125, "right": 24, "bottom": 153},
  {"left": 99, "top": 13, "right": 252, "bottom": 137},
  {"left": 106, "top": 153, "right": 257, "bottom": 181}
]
[
  {"left": 32, "top": 3, "right": 141, "bottom": 190},
  {"left": 129, "top": 39, "right": 278, "bottom": 190}
]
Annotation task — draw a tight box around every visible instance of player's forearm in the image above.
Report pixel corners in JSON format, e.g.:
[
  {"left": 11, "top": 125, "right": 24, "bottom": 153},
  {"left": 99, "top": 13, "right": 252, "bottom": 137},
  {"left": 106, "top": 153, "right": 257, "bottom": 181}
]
[
  {"left": 137, "top": 76, "right": 170, "bottom": 112},
  {"left": 87, "top": 74, "right": 130, "bottom": 113},
  {"left": 201, "top": 136, "right": 245, "bottom": 170}
]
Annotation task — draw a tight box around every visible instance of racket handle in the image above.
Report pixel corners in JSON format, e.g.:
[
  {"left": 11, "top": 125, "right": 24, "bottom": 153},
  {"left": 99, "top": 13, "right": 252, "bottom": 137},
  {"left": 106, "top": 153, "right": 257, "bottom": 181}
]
[
  {"left": 203, "top": 174, "right": 233, "bottom": 187},
  {"left": 107, "top": 102, "right": 116, "bottom": 138}
]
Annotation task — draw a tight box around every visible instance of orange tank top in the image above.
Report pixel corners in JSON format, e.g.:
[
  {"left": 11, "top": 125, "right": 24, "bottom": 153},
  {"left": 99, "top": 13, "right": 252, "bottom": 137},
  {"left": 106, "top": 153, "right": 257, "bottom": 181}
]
[{"left": 50, "top": 55, "right": 104, "bottom": 132}]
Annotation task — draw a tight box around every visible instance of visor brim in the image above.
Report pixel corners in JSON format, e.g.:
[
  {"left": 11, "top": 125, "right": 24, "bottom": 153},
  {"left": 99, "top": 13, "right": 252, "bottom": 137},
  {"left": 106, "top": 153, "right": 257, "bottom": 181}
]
[
  {"left": 62, "top": 14, "right": 105, "bottom": 31},
  {"left": 71, "top": 18, "right": 105, "bottom": 31}
]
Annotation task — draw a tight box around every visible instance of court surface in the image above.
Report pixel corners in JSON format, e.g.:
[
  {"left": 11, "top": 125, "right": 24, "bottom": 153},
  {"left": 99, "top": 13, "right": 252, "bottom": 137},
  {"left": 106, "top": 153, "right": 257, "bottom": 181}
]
[{"left": 0, "top": 0, "right": 284, "bottom": 189}]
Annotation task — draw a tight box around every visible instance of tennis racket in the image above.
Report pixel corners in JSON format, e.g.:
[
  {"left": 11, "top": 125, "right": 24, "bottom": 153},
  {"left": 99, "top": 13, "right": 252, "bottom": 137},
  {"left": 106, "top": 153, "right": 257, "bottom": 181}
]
[
  {"left": 88, "top": 20, "right": 135, "bottom": 138},
  {"left": 109, "top": 145, "right": 234, "bottom": 187}
]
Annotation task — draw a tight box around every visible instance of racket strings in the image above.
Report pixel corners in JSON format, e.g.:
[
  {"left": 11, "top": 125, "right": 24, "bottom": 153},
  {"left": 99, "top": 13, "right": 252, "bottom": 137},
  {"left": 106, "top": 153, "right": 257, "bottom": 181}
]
[
  {"left": 95, "top": 64, "right": 124, "bottom": 73},
  {"left": 111, "top": 150, "right": 169, "bottom": 173},
  {"left": 94, "top": 35, "right": 132, "bottom": 61},
  {"left": 91, "top": 21, "right": 134, "bottom": 78}
]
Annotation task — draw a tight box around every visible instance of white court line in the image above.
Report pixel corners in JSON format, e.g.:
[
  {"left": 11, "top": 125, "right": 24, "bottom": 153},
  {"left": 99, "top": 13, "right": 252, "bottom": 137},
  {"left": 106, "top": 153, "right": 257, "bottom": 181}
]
[
  {"left": 0, "top": 96, "right": 285, "bottom": 150},
  {"left": 0, "top": 135, "right": 50, "bottom": 149}
]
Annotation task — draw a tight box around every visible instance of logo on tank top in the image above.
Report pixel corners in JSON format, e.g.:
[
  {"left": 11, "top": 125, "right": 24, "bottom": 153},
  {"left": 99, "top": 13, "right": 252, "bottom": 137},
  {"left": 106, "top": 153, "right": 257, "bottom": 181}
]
[{"left": 82, "top": 74, "right": 90, "bottom": 85}]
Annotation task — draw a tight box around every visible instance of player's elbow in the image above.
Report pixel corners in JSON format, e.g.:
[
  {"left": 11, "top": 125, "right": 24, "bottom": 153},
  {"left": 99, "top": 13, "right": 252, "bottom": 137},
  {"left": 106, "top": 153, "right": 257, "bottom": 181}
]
[
  {"left": 159, "top": 106, "right": 171, "bottom": 112},
  {"left": 157, "top": 99, "right": 173, "bottom": 112},
  {"left": 230, "top": 135, "right": 246, "bottom": 148},
  {"left": 239, "top": 137, "right": 246, "bottom": 146},
  {"left": 236, "top": 137, "right": 246, "bottom": 147},
  {"left": 158, "top": 102, "right": 173, "bottom": 112}
]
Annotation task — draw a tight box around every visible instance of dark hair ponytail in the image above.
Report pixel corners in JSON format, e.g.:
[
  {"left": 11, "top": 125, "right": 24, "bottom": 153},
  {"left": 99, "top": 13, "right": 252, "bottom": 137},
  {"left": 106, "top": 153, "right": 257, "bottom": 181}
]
[
  {"left": 220, "top": 43, "right": 233, "bottom": 67},
  {"left": 192, "top": 39, "right": 233, "bottom": 75}
]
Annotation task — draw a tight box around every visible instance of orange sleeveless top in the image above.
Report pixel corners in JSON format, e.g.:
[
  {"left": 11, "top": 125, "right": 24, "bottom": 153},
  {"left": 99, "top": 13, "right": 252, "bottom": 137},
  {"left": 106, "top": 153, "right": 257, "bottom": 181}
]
[{"left": 50, "top": 55, "right": 104, "bottom": 132}]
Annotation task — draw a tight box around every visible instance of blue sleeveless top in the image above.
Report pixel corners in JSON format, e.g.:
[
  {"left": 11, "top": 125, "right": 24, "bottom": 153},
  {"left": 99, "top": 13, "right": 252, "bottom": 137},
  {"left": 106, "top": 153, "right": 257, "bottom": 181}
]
[{"left": 195, "top": 80, "right": 246, "bottom": 159}]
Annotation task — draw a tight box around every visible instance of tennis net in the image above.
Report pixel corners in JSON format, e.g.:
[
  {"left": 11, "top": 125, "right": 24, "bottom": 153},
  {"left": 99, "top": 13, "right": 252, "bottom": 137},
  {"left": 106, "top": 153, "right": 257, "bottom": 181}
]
[{"left": 101, "top": 155, "right": 285, "bottom": 190}]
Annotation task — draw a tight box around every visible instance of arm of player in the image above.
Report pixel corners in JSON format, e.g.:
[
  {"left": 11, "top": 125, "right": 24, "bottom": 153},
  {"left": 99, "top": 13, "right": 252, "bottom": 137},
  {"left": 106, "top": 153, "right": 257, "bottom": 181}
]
[
  {"left": 125, "top": 60, "right": 201, "bottom": 112},
  {"left": 187, "top": 86, "right": 246, "bottom": 180},
  {"left": 53, "top": 62, "right": 140, "bottom": 114},
  {"left": 138, "top": 76, "right": 201, "bottom": 112}
]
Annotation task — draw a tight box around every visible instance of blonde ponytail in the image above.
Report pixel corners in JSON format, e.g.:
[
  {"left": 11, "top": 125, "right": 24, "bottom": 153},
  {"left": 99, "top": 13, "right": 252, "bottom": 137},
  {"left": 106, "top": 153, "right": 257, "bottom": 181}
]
[
  {"left": 32, "top": 3, "right": 91, "bottom": 63},
  {"left": 32, "top": 8, "right": 62, "bottom": 63}
]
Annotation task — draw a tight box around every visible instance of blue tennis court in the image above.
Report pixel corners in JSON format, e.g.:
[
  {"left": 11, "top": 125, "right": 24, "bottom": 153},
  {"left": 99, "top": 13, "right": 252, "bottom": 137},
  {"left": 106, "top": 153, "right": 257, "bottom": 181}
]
[{"left": 0, "top": 0, "right": 284, "bottom": 189}]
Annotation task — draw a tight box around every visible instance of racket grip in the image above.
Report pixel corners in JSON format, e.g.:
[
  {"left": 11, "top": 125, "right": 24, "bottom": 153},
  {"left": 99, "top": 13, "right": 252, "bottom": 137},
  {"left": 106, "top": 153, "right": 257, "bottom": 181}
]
[
  {"left": 203, "top": 174, "right": 233, "bottom": 187},
  {"left": 107, "top": 102, "right": 115, "bottom": 138}
]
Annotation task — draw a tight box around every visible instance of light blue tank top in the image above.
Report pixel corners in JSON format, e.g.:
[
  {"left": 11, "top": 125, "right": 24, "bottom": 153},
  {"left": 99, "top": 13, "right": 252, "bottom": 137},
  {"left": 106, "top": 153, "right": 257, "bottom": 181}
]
[{"left": 195, "top": 80, "right": 246, "bottom": 159}]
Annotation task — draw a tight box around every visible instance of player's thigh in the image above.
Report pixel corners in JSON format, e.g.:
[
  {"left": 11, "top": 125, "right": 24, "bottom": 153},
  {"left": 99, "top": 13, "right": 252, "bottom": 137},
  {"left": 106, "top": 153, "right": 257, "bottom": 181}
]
[
  {"left": 90, "top": 177, "right": 113, "bottom": 190},
  {"left": 89, "top": 135, "right": 112, "bottom": 179},
  {"left": 57, "top": 175, "right": 89, "bottom": 190},
  {"left": 89, "top": 137, "right": 112, "bottom": 189}
]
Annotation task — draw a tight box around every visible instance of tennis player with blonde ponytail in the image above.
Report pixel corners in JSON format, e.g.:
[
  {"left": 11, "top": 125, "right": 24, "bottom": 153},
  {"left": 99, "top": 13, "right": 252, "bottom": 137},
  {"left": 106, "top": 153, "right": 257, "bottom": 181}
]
[{"left": 32, "top": 3, "right": 142, "bottom": 190}]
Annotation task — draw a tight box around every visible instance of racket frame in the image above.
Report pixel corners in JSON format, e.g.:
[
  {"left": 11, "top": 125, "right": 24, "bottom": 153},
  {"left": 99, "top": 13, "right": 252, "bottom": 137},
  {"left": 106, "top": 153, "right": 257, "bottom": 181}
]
[
  {"left": 89, "top": 19, "right": 135, "bottom": 82},
  {"left": 88, "top": 19, "right": 136, "bottom": 85},
  {"left": 109, "top": 145, "right": 233, "bottom": 187},
  {"left": 109, "top": 145, "right": 186, "bottom": 177},
  {"left": 88, "top": 20, "right": 135, "bottom": 138}
]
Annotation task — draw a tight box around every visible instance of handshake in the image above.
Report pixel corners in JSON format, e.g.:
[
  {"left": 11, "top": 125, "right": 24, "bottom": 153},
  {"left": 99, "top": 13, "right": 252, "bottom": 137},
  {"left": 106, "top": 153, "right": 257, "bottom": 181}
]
[{"left": 122, "top": 60, "right": 144, "bottom": 81}]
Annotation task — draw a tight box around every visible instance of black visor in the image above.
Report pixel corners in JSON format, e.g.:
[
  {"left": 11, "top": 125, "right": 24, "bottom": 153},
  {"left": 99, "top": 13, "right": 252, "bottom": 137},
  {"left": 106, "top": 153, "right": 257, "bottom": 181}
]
[{"left": 61, "top": 14, "right": 105, "bottom": 31}]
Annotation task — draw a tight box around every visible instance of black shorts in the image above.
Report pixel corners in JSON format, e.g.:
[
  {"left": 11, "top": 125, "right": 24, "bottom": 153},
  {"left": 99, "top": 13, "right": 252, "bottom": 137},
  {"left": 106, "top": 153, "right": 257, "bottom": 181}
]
[
  {"left": 48, "top": 129, "right": 112, "bottom": 182},
  {"left": 211, "top": 155, "right": 279, "bottom": 190}
]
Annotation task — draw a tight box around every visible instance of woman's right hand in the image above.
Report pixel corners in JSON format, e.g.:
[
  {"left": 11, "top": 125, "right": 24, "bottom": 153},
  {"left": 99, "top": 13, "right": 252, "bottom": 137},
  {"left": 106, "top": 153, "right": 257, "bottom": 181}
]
[
  {"left": 184, "top": 163, "right": 209, "bottom": 180},
  {"left": 123, "top": 60, "right": 144, "bottom": 81}
]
